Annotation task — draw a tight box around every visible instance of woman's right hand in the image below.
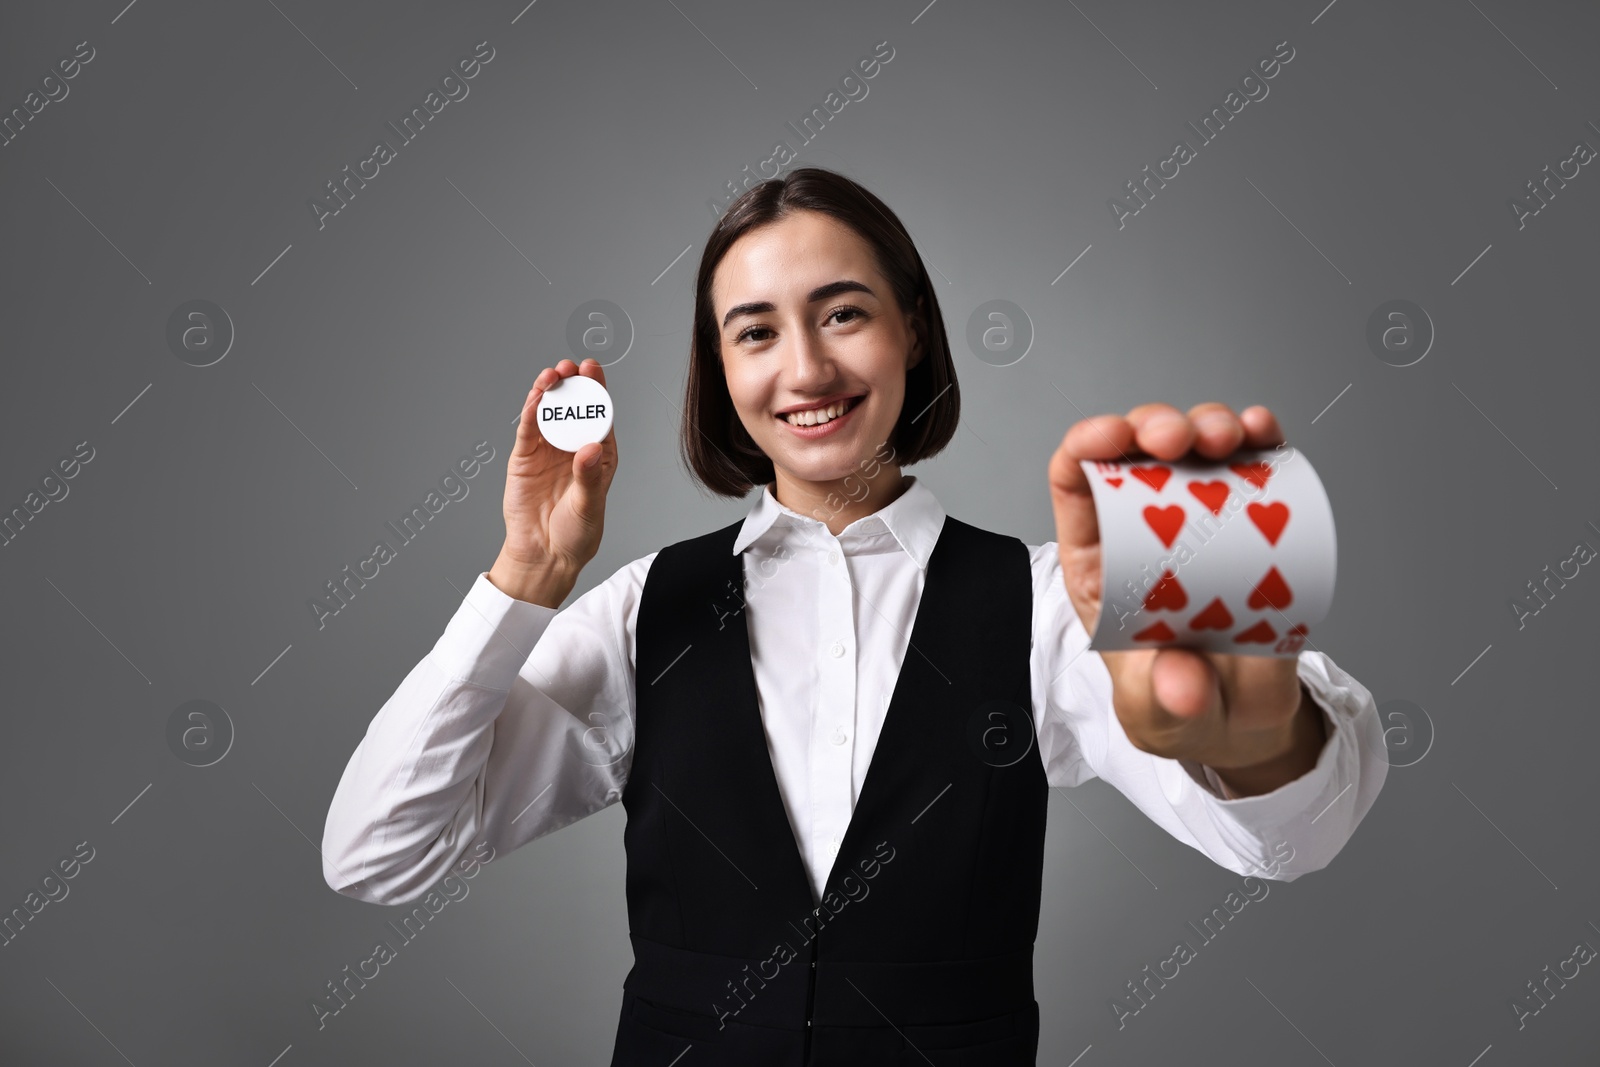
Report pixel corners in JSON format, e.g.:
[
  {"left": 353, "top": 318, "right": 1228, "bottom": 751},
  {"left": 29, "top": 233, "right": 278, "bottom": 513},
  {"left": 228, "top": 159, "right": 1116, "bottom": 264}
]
[{"left": 489, "top": 358, "right": 619, "bottom": 606}]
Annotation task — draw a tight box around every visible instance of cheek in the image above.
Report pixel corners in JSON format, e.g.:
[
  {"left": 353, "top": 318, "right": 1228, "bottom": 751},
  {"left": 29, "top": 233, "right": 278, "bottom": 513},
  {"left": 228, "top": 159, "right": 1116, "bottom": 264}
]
[
  {"left": 727, "top": 382, "right": 769, "bottom": 425},
  {"left": 719, "top": 370, "right": 753, "bottom": 413},
  {"left": 724, "top": 384, "right": 777, "bottom": 440},
  {"left": 871, "top": 378, "right": 906, "bottom": 425},
  {"left": 727, "top": 365, "right": 783, "bottom": 420}
]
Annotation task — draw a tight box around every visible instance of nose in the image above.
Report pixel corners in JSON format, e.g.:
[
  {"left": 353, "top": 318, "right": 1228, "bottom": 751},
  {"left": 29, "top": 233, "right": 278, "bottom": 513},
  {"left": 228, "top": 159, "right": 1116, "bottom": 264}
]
[{"left": 786, "top": 321, "right": 835, "bottom": 389}]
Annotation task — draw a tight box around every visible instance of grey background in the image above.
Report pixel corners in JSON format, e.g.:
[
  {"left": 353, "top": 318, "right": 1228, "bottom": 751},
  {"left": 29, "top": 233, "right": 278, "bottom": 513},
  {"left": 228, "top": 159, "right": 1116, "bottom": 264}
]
[{"left": 2, "top": 0, "right": 1596, "bottom": 1063}]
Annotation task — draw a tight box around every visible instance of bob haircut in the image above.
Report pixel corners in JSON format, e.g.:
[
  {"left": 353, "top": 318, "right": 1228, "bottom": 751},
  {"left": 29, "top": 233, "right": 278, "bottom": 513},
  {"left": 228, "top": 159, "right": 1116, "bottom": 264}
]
[{"left": 681, "top": 166, "right": 960, "bottom": 498}]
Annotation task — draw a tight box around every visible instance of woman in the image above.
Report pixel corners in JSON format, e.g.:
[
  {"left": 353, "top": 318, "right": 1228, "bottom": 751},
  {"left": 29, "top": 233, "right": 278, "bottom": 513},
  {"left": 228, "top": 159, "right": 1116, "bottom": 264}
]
[{"left": 322, "top": 167, "right": 1386, "bottom": 1065}]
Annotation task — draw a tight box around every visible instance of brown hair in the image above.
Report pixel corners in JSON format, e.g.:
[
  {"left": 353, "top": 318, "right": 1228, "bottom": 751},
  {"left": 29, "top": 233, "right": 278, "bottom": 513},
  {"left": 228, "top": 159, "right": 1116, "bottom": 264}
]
[{"left": 681, "top": 166, "right": 960, "bottom": 497}]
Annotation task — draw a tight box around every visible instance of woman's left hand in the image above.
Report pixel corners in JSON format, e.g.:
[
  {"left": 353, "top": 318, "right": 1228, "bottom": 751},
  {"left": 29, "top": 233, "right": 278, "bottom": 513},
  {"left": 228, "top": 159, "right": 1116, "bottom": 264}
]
[{"left": 1046, "top": 402, "right": 1321, "bottom": 783}]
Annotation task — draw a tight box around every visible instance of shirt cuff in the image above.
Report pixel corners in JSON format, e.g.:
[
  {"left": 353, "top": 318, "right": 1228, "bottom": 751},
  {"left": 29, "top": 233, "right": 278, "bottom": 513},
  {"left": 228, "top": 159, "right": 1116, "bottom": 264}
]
[
  {"left": 1179, "top": 658, "right": 1349, "bottom": 833},
  {"left": 428, "top": 572, "right": 557, "bottom": 690}
]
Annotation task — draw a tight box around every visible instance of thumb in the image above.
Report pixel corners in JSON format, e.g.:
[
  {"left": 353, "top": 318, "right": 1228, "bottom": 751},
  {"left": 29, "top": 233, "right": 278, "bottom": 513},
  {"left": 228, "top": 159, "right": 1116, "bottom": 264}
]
[
  {"left": 567, "top": 443, "right": 606, "bottom": 520},
  {"left": 1150, "top": 647, "right": 1222, "bottom": 721}
]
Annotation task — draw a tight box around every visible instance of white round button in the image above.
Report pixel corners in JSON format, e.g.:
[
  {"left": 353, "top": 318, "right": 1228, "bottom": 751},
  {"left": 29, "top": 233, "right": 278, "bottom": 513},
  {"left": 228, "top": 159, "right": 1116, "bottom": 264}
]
[
  {"left": 827, "top": 550, "right": 839, "bottom": 565},
  {"left": 830, "top": 731, "right": 847, "bottom": 746},
  {"left": 535, "top": 374, "right": 614, "bottom": 452},
  {"left": 830, "top": 642, "right": 845, "bottom": 658}
]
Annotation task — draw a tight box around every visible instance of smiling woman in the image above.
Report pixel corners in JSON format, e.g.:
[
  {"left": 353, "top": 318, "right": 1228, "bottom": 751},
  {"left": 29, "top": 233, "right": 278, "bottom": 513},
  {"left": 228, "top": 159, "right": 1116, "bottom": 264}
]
[{"left": 322, "top": 165, "right": 1389, "bottom": 1067}]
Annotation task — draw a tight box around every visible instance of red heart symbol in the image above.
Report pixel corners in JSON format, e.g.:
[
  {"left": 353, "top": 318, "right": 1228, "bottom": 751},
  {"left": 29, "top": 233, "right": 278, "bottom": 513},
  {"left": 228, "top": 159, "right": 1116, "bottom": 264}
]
[
  {"left": 1287, "top": 623, "right": 1310, "bottom": 637},
  {"left": 1143, "top": 570, "right": 1188, "bottom": 612},
  {"left": 1188, "top": 597, "right": 1234, "bottom": 631},
  {"left": 1246, "top": 566, "right": 1293, "bottom": 610},
  {"left": 1247, "top": 502, "right": 1290, "bottom": 546},
  {"left": 1232, "top": 620, "right": 1278, "bottom": 644},
  {"left": 1231, "top": 462, "right": 1273, "bottom": 491},
  {"left": 1142, "top": 505, "right": 1186, "bottom": 548},
  {"left": 1186, "top": 480, "right": 1230, "bottom": 516},
  {"left": 1105, "top": 477, "right": 1124, "bottom": 488},
  {"left": 1131, "top": 466, "right": 1172, "bottom": 492},
  {"left": 1133, "top": 620, "right": 1175, "bottom": 642}
]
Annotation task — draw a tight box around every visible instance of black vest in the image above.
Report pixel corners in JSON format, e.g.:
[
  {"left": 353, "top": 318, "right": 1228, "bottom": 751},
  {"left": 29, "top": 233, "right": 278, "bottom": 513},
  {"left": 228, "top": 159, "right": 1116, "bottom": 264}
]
[{"left": 608, "top": 515, "right": 1048, "bottom": 1066}]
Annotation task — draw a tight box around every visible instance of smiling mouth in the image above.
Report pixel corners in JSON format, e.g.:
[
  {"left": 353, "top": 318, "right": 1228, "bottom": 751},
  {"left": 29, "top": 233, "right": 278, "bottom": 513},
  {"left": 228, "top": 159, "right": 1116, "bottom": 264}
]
[{"left": 779, "top": 395, "right": 864, "bottom": 427}]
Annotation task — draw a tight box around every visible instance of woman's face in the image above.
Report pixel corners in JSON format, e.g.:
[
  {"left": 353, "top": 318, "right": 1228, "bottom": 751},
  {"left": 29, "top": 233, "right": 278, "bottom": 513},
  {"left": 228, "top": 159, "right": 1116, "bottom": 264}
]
[{"left": 712, "top": 209, "right": 924, "bottom": 489}]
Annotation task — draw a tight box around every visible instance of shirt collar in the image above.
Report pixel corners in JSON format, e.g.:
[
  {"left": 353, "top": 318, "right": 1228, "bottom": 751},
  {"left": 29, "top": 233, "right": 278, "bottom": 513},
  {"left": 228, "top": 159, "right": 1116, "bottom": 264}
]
[{"left": 731, "top": 475, "right": 945, "bottom": 571}]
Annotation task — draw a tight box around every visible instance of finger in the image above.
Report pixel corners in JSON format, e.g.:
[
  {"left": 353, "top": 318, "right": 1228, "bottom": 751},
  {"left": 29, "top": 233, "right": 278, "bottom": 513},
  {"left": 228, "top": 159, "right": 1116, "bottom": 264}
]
[
  {"left": 1185, "top": 402, "right": 1245, "bottom": 459},
  {"left": 529, "top": 360, "right": 585, "bottom": 413},
  {"left": 519, "top": 362, "right": 576, "bottom": 454},
  {"left": 1239, "top": 405, "right": 1286, "bottom": 449},
  {"left": 534, "top": 360, "right": 582, "bottom": 403},
  {"left": 1061, "top": 413, "right": 1137, "bottom": 462},
  {"left": 1125, "top": 403, "right": 1193, "bottom": 460},
  {"left": 552, "top": 358, "right": 580, "bottom": 379},
  {"left": 1048, "top": 415, "right": 1135, "bottom": 550},
  {"left": 514, "top": 377, "right": 552, "bottom": 456},
  {"left": 530, "top": 363, "right": 565, "bottom": 403}
]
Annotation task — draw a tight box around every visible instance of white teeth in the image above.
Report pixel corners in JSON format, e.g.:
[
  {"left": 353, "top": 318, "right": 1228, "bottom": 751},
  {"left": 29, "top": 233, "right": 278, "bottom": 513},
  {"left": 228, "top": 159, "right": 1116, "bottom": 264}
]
[{"left": 785, "top": 398, "right": 854, "bottom": 426}]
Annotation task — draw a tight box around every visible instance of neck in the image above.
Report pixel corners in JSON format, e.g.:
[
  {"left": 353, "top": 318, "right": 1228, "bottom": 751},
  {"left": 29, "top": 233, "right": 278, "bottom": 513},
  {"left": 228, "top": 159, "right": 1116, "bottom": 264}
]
[{"left": 771, "top": 465, "right": 909, "bottom": 535}]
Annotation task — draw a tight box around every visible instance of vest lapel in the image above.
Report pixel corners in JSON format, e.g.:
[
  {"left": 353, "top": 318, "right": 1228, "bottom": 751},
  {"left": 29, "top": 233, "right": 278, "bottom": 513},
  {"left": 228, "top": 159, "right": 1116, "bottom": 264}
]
[
  {"left": 816, "top": 516, "right": 966, "bottom": 906},
  {"left": 709, "top": 537, "right": 825, "bottom": 911}
]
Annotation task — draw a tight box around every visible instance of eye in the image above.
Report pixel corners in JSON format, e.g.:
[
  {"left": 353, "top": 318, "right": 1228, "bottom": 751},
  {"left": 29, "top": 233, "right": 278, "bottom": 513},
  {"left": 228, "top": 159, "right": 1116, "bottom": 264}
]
[
  {"left": 732, "top": 305, "right": 865, "bottom": 345},
  {"left": 826, "top": 305, "right": 865, "bottom": 326}
]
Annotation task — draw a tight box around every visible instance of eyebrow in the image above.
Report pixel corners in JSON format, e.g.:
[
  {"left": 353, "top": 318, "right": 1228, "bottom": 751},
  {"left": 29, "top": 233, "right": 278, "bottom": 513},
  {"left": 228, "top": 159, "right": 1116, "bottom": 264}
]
[{"left": 721, "top": 279, "right": 876, "bottom": 328}]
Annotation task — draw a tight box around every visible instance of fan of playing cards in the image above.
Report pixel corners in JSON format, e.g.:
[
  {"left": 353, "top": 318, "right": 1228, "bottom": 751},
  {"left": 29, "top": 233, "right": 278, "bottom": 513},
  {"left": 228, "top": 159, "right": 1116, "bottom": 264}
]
[{"left": 1079, "top": 444, "right": 1336, "bottom": 659}]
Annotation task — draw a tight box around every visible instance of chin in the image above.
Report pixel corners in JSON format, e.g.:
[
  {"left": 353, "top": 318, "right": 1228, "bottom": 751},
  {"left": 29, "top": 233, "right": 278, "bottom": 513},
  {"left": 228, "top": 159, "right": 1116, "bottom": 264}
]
[
  {"left": 775, "top": 446, "right": 876, "bottom": 486},
  {"left": 790, "top": 462, "right": 859, "bottom": 484}
]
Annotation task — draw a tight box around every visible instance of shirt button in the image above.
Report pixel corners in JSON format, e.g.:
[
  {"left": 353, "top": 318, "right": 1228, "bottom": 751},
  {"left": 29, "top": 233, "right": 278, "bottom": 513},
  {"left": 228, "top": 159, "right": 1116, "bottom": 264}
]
[
  {"left": 830, "top": 642, "right": 845, "bottom": 658},
  {"left": 827, "top": 549, "right": 839, "bottom": 566},
  {"left": 830, "top": 730, "right": 847, "bottom": 745}
]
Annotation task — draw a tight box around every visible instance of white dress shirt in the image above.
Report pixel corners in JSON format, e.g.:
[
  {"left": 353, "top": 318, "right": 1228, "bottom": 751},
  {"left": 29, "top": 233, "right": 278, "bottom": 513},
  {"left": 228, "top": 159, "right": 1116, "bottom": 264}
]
[{"left": 322, "top": 476, "right": 1388, "bottom": 907}]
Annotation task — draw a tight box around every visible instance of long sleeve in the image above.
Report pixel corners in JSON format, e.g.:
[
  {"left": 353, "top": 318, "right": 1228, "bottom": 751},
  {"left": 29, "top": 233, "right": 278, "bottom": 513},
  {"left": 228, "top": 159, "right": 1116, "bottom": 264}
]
[
  {"left": 320, "top": 554, "right": 654, "bottom": 904},
  {"left": 1027, "top": 543, "right": 1388, "bottom": 882}
]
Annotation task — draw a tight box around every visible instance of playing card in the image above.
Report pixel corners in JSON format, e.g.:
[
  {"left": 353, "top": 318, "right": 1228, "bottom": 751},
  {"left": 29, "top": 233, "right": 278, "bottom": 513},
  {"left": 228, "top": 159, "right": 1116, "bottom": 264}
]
[{"left": 1076, "top": 445, "right": 1336, "bottom": 658}]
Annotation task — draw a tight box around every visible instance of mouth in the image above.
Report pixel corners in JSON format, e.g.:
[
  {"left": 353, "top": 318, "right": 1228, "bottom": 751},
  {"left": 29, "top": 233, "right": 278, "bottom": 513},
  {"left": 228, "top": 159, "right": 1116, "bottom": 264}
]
[{"left": 776, "top": 394, "right": 865, "bottom": 431}]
